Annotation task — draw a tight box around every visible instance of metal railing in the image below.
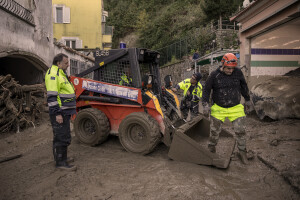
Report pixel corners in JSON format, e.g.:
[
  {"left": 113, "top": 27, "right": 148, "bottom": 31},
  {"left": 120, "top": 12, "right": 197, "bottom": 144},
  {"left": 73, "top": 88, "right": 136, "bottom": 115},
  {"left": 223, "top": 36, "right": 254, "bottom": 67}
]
[
  {"left": 156, "top": 20, "right": 239, "bottom": 66},
  {"left": 211, "top": 20, "right": 239, "bottom": 31},
  {"left": 0, "top": 0, "right": 35, "bottom": 26}
]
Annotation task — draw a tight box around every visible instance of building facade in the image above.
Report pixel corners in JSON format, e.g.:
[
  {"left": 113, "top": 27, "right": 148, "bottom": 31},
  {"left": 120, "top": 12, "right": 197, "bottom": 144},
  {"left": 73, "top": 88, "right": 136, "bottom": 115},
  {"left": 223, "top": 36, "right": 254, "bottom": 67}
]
[
  {"left": 0, "top": 0, "right": 53, "bottom": 84},
  {"left": 231, "top": 0, "right": 300, "bottom": 87},
  {"left": 52, "top": 0, "right": 112, "bottom": 50},
  {"left": 0, "top": 0, "right": 94, "bottom": 84}
]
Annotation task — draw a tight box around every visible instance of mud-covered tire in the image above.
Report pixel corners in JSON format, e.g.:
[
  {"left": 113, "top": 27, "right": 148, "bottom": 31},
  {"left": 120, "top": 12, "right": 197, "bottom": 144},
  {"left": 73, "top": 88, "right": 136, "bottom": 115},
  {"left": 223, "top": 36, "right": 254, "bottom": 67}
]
[
  {"left": 119, "top": 112, "right": 161, "bottom": 155},
  {"left": 74, "top": 108, "right": 110, "bottom": 146}
]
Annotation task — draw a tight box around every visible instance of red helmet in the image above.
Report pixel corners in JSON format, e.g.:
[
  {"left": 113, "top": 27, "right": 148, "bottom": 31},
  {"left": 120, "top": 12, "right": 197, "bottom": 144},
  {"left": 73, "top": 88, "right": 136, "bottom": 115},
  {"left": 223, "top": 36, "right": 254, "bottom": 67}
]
[{"left": 221, "top": 53, "right": 238, "bottom": 67}]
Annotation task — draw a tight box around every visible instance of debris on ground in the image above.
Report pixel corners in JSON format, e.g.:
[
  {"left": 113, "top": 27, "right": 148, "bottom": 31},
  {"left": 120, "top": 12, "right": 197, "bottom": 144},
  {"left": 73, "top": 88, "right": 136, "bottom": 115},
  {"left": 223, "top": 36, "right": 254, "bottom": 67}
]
[
  {"left": 0, "top": 74, "right": 46, "bottom": 133},
  {"left": 250, "top": 76, "right": 300, "bottom": 120}
]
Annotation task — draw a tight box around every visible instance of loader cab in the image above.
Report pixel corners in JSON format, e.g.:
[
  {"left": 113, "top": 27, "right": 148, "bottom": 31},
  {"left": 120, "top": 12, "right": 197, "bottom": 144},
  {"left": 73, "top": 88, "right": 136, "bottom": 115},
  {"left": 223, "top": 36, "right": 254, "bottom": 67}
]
[{"left": 88, "top": 48, "right": 163, "bottom": 102}]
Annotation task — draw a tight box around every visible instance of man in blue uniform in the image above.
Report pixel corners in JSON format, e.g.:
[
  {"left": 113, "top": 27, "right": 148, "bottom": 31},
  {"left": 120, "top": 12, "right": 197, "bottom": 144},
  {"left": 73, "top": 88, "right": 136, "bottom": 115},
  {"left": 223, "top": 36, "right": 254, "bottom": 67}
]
[{"left": 45, "top": 53, "right": 77, "bottom": 171}]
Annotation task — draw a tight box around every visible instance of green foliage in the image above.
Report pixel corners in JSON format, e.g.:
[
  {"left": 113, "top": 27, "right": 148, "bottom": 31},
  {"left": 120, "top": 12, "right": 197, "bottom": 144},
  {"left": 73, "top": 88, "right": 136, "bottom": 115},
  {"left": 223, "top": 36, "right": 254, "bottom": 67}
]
[
  {"left": 201, "top": 0, "right": 243, "bottom": 22},
  {"left": 223, "top": 31, "right": 239, "bottom": 49},
  {"left": 161, "top": 55, "right": 181, "bottom": 68},
  {"left": 103, "top": 0, "right": 240, "bottom": 51},
  {"left": 104, "top": 0, "right": 205, "bottom": 49}
]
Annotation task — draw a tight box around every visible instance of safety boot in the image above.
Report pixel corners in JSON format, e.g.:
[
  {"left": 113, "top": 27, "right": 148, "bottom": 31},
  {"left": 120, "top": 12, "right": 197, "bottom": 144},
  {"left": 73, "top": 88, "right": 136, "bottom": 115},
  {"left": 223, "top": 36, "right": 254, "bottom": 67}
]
[
  {"left": 53, "top": 147, "right": 74, "bottom": 164},
  {"left": 238, "top": 150, "right": 249, "bottom": 165},
  {"left": 56, "top": 146, "right": 77, "bottom": 171},
  {"left": 208, "top": 144, "right": 216, "bottom": 153}
]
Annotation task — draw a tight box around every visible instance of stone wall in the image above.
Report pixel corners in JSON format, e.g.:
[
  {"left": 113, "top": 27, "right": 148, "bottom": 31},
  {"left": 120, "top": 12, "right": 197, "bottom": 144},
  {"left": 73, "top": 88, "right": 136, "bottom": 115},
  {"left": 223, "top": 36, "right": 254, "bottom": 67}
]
[
  {"left": 159, "top": 59, "right": 221, "bottom": 88},
  {"left": 160, "top": 59, "right": 194, "bottom": 87}
]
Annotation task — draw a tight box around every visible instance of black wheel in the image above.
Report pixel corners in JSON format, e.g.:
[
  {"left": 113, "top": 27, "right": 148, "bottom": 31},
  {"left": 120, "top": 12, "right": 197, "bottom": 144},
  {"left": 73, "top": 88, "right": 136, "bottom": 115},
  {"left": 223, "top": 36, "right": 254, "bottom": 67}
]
[
  {"left": 119, "top": 112, "right": 161, "bottom": 155},
  {"left": 74, "top": 108, "right": 110, "bottom": 146}
]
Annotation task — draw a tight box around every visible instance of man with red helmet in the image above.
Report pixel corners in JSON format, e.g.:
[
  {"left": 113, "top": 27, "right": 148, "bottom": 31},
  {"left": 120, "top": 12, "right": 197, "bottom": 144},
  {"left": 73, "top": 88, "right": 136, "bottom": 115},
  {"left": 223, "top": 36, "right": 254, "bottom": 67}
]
[{"left": 202, "top": 53, "right": 253, "bottom": 164}]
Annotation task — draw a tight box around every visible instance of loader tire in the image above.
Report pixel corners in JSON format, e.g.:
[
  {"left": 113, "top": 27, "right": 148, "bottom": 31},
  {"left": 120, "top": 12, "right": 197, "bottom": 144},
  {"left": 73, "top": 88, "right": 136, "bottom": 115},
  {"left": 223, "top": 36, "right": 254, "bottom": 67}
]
[
  {"left": 119, "top": 112, "right": 161, "bottom": 155},
  {"left": 74, "top": 108, "right": 110, "bottom": 146}
]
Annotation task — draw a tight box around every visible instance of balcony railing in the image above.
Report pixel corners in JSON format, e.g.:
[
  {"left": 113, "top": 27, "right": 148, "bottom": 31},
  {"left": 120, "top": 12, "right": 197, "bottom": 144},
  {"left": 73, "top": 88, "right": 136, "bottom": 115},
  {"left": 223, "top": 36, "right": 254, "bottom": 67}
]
[{"left": 0, "top": 0, "right": 35, "bottom": 26}]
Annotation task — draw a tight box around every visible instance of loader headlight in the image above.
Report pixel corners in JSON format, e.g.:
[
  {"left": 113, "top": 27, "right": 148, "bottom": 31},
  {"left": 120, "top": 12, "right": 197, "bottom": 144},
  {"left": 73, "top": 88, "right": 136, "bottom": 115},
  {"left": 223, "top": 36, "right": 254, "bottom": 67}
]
[
  {"left": 148, "top": 75, "right": 152, "bottom": 84},
  {"left": 142, "top": 75, "right": 153, "bottom": 89},
  {"left": 140, "top": 49, "right": 144, "bottom": 55}
]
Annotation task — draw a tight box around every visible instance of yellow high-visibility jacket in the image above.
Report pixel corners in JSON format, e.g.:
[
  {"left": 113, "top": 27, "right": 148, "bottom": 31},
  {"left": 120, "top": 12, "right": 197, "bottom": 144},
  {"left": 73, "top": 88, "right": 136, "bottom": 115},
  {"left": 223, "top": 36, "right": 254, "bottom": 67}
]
[
  {"left": 178, "top": 78, "right": 202, "bottom": 102},
  {"left": 45, "top": 65, "right": 76, "bottom": 115}
]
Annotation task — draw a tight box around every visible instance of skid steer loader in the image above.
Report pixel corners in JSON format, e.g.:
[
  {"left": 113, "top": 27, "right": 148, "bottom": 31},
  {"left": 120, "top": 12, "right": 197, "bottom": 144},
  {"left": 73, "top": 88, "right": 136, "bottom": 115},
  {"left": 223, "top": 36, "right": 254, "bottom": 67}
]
[{"left": 70, "top": 48, "right": 235, "bottom": 168}]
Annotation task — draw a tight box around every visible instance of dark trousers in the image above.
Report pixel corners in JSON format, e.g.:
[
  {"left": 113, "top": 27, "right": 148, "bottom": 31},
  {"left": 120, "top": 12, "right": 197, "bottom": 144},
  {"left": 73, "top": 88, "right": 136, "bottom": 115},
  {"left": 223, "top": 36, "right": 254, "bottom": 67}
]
[
  {"left": 49, "top": 114, "right": 71, "bottom": 148},
  {"left": 180, "top": 100, "right": 199, "bottom": 119}
]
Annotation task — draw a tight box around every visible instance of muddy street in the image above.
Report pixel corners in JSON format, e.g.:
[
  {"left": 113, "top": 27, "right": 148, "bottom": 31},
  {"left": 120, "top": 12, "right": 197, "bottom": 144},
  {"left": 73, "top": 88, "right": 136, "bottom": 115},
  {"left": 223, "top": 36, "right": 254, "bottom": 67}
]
[{"left": 0, "top": 113, "right": 299, "bottom": 200}]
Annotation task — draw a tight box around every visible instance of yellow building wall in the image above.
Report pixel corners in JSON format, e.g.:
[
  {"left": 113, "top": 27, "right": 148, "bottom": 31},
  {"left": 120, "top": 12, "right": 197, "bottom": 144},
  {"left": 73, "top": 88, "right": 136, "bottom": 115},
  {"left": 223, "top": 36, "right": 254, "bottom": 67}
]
[
  {"left": 53, "top": 0, "right": 102, "bottom": 49},
  {"left": 102, "top": 35, "right": 112, "bottom": 44}
]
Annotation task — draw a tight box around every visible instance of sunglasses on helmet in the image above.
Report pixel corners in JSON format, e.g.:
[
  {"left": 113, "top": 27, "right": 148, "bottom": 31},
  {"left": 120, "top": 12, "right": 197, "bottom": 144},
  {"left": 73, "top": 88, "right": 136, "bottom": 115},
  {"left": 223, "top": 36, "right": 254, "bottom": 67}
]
[{"left": 223, "top": 59, "right": 237, "bottom": 64}]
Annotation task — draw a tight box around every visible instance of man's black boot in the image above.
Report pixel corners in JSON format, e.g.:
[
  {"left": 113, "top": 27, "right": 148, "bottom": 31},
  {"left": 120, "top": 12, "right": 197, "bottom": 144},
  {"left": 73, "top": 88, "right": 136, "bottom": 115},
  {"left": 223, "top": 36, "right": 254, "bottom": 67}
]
[
  {"left": 53, "top": 146, "right": 74, "bottom": 165},
  {"left": 56, "top": 146, "right": 77, "bottom": 171},
  {"left": 64, "top": 146, "right": 74, "bottom": 163}
]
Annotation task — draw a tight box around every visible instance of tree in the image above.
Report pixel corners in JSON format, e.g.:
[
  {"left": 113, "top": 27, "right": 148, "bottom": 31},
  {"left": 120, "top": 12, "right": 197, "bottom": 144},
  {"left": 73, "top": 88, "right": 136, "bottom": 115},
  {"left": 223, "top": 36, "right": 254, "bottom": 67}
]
[{"left": 201, "top": 0, "right": 243, "bottom": 22}]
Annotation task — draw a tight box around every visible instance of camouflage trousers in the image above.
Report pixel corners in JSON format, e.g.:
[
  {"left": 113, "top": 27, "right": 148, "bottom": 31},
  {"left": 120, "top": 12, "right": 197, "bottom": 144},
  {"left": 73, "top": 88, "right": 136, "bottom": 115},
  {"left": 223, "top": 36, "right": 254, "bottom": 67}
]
[
  {"left": 209, "top": 116, "right": 246, "bottom": 151},
  {"left": 180, "top": 100, "right": 199, "bottom": 120}
]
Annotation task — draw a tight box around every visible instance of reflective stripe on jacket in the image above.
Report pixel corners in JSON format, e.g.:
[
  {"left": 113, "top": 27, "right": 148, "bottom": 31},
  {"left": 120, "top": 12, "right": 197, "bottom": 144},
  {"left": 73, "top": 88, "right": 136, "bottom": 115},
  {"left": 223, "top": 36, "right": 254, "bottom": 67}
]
[
  {"left": 178, "top": 78, "right": 203, "bottom": 102},
  {"left": 45, "top": 65, "right": 76, "bottom": 115}
]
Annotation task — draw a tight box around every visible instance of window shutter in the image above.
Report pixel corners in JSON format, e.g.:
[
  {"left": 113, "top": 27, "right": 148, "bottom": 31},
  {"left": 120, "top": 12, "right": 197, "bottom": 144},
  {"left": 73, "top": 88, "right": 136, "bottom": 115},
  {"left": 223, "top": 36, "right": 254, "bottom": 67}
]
[
  {"left": 63, "top": 7, "right": 70, "bottom": 23},
  {"left": 53, "top": 5, "right": 57, "bottom": 23},
  {"left": 76, "top": 40, "right": 82, "bottom": 48}
]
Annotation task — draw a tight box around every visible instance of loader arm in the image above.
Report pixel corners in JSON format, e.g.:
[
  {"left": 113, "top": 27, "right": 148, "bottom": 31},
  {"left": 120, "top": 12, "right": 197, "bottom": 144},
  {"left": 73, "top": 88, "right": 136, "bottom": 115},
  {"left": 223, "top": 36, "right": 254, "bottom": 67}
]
[{"left": 76, "top": 49, "right": 128, "bottom": 77}]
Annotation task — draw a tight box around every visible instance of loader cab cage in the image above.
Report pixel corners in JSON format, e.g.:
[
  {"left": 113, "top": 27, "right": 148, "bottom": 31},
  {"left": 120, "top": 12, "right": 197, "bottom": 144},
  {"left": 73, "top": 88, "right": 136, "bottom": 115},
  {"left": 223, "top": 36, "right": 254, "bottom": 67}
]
[
  {"left": 76, "top": 48, "right": 163, "bottom": 102},
  {"left": 95, "top": 58, "right": 132, "bottom": 86}
]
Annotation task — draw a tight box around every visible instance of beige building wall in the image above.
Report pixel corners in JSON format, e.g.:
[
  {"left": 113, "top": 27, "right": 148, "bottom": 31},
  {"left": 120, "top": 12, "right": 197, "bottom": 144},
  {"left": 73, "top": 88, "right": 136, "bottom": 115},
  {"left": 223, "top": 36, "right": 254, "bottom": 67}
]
[{"left": 231, "top": 0, "right": 300, "bottom": 88}]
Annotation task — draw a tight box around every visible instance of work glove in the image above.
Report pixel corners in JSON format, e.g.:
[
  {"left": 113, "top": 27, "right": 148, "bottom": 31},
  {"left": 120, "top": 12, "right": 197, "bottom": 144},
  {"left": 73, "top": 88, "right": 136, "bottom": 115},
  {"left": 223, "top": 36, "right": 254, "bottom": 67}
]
[
  {"left": 244, "top": 100, "right": 254, "bottom": 114},
  {"left": 202, "top": 102, "right": 210, "bottom": 117}
]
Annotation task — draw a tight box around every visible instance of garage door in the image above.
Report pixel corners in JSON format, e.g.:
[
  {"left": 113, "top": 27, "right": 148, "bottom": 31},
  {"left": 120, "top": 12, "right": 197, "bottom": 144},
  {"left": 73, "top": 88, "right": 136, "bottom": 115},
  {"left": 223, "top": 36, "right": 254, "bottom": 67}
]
[{"left": 250, "top": 17, "right": 300, "bottom": 76}]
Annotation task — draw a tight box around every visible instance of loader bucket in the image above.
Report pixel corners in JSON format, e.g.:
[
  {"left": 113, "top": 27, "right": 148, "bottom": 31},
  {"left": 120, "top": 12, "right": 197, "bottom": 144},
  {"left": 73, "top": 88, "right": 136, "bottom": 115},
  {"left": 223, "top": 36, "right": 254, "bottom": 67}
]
[{"left": 168, "top": 116, "right": 235, "bottom": 168}]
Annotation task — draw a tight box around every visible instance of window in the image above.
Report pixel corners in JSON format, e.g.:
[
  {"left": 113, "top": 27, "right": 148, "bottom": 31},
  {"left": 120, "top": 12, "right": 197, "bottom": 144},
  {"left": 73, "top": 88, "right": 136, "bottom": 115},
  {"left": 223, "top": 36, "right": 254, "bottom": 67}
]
[
  {"left": 53, "top": 5, "right": 70, "bottom": 23},
  {"left": 70, "top": 59, "right": 78, "bottom": 75},
  {"left": 66, "top": 40, "right": 76, "bottom": 48},
  {"left": 56, "top": 7, "right": 63, "bottom": 23},
  {"left": 79, "top": 62, "right": 86, "bottom": 73},
  {"left": 62, "top": 37, "right": 82, "bottom": 49},
  {"left": 84, "top": 64, "right": 94, "bottom": 79}
]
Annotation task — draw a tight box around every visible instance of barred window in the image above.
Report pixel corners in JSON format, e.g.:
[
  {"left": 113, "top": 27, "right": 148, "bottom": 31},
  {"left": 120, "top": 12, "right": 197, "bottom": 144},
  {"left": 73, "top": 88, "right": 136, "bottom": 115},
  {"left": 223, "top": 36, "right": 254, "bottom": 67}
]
[
  {"left": 85, "top": 64, "right": 93, "bottom": 79},
  {"left": 79, "top": 61, "right": 86, "bottom": 73},
  {"left": 70, "top": 59, "right": 78, "bottom": 75}
]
